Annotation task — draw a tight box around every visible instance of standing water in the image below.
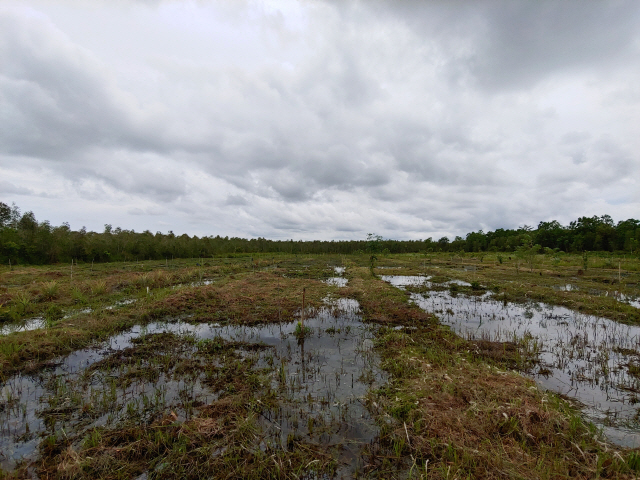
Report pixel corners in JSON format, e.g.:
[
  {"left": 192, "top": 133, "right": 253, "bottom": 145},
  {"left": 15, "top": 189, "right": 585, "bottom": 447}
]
[
  {"left": 382, "top": 275, "right": 640, "bottom": 448},
  {"left": 0, "top": 298, "right": 385, "bottom": 475},
  {"left": 324, "top": 266, "right": 348, "bottom": 287}
]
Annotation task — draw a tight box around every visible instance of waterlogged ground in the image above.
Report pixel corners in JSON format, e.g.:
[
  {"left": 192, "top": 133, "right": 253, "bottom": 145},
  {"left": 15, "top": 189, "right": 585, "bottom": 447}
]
[
  {"left": 0, "top": 300, "right": 137, "bottom": 336},
  {"left": 3, "top": 254, "right": 640, "bottom": 479},
  {"left": 0, "top": 296, "right": 385, "bottom": 477},
  {"left": 325, "top": 267, "right": 349, "bottom": 287},
  {"left": 0, "top": 281, "right": 218, "bottom": 337},
  {"left": 381, "top": 274, "right": 640, "bottom": 447}
]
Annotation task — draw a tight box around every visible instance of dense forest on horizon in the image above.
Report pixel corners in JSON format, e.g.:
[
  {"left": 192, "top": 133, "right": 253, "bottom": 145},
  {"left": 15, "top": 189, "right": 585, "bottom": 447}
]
[{"left": 1, "top": 201, "right": 639, "bottom": 265}]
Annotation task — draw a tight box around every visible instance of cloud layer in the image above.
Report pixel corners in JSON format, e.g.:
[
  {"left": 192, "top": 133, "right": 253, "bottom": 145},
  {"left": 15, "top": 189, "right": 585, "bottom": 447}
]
[{"left": 1, "top": 0, "right": 639, "bottom": 240}]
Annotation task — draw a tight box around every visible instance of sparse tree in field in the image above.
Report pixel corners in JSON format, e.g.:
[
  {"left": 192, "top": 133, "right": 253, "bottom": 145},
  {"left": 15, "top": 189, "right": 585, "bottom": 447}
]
[
  {"left": 366, "top": 233, "right": 383, "bottom": 254},
  {"left": 0, "top": 202, "right": 11, "bottom": 227},
  {"left": 515, "top": 234, "right": 541, "bottom": 273}
]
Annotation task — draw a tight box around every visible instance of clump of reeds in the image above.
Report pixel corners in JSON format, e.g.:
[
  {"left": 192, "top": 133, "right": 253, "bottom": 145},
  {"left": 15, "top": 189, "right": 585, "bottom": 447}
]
[
  {"left": 90, "top": 280, "right": 108, "bottom": 296},
  {"left": 41, "top": 281, "right": 59, "bottom": 300},
  {"left": 12, "top": 291, "right": 32, "bottom": 314}
]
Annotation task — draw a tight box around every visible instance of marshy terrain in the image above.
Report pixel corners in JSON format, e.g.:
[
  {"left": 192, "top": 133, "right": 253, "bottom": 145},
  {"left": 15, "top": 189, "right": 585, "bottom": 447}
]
[{"left": 1, "top": 252, "right": 640, "bottom": 478}]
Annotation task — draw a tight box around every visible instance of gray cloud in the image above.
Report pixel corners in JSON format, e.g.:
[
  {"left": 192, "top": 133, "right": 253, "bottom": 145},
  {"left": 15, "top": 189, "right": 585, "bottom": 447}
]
[
  {"left": 224, "top": 195, "right": 249, "bottom": 206},
  {"left": 0, "top": 180, "right": 33, "bottom": 195},
  {"left": 472, "top": 2, "right": 640, "bottom": 90},
  {"left": 0, "top": 1, "right": 639, "bottom": 240},
  {"left": 127, "top": 205, "right": 166, "bottom": 216},
  {"left": 0, "top": 10, "right": 137, "bottom": 158},
  {"left": 369, "top": 0, "right": 640, "bottom": 91}
]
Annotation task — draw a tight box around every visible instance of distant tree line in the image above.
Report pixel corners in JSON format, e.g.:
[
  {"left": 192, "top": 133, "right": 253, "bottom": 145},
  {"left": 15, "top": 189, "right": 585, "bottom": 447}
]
[{"left": 0, "top": 202, "right": 638, "bottom": 265}]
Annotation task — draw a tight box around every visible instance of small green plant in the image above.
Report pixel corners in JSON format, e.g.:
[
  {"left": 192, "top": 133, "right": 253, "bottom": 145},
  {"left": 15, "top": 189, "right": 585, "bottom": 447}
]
[
  {"left": 628, "top": 451, "right": 640, "bottom": 471},
  {"left": 90, "top": 280, "right": 107, "bottom": 296},
  {"left": 196, "top": 337, "right": 226, "bottom": 354},
  {"left": 0, "top": 302, "right": 16, "bottom": 322},
  {"left": 45, "top": 304, "right": 64, "bottom": 323},
  {"left": 12, "top": 291, "right": 32, "bottom": 314},
  {"left": 294, "top": 321, "right": 312, "bottom": 338},
  {"left": 604, "top": 255, "right": 615, "bottom": 268},
  {"left": 41, "top": 281, "right": 59, "bottom": 300},
  {"left": 392, "top": 437, "right": 406, "bottom": 457},
  {"left": 516, "top": 240, "right": 541, "bottom": 272},
  {"left": 629, "top": 363, "right": 640, "bottom": 378},
  {"left": 71, "top": 287, "right": 88, "bottom": 305},
  {"left": 279, "top": 360, "right": 287, "bottom": 385},
  {"left": 0, "top": 342, "right": 24, "bottom": 356}
]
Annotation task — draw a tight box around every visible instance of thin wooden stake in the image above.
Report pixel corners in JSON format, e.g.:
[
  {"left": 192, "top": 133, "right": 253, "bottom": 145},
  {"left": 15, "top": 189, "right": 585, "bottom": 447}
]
[{"left": 302, "top": 287, "right": 306, "bottom": 329}]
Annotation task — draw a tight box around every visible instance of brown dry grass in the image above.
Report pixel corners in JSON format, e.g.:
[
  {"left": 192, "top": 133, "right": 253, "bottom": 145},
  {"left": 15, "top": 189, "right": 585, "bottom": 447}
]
[
  {"left": 344, "top": 267, "right": 436, "bottom": 327},
  {"left": 383, "top": 345, "right": 611, "bottom": 478},
  {"left": 145, "top": 271, "right": 329, "bottom": 324}
]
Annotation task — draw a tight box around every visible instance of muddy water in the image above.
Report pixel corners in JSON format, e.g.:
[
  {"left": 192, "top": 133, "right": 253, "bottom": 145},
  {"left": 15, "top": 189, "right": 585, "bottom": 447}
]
[
  {"left": 1, "top": 321, "right": 200, "bottom": 469},
  {"left": 382, "top": 275, "right": 640, "bottom": 448},
  {"left": 0, "top": 298, "right": 384, "bottom": 474}
]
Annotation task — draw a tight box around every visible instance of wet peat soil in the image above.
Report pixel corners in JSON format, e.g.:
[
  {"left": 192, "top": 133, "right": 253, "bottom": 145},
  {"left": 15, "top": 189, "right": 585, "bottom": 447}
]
[{"left": 1, "top": 255, "right": 640, "bottom": 478}]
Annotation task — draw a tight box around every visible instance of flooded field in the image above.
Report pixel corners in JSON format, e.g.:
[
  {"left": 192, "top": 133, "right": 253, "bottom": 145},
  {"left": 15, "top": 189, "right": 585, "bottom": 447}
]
[
  {"left": 2, "top": 254, "right": 640, "bottom": 478},
  {"left": 382, "top": 275, "right": 640, "bottom": 447},
  {"left": 1, "top": 296, "right": 384, "bottom": 477}
]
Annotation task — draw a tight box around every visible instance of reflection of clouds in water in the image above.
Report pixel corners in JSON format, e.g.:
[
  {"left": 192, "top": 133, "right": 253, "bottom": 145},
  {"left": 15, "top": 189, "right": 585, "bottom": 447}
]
[
  {"left": 325, "top": 277, "right": 348, "bottom": 287},
  {"left": 0, "top": 300, "right": 383, "bottom": 474},
  {"left": 383, "top": 275, "right": 640, "bottom": 448},
  {"left": 0, "top": 317, "right": 46, "bottom": 336},
  {"left": 324, "top": 265, "right": 348, "bottom": 287}
]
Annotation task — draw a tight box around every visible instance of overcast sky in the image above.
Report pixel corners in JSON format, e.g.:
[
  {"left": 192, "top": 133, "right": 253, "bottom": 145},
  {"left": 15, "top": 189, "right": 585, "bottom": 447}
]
[{"left": 1, "top": 0, "right": 639, "bottom": 240}]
